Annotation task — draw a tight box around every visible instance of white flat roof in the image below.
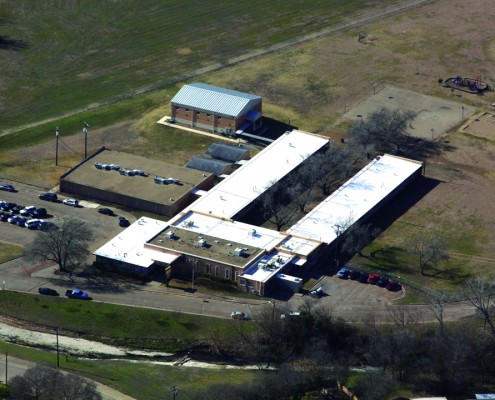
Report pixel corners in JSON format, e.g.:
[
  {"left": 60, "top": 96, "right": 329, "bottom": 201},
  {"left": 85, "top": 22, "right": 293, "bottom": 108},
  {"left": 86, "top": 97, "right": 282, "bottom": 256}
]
[
  {"left": 277, "top": 235, "right": 321, "bottom": 257},
  {"left": 241, "top": 252, "right": 294, "bottom": 283},
  {"left": 172, "top": 130, "right": 328, "bottom": 220},
  {"left": 173, "top": 211, "right": 286, "bottom": 251},
  {"left": 287, "top": 154, "right": 422, "bottom": 243},
  {"left": 93, "top": 217, "right": 170, "bottom": 268}
]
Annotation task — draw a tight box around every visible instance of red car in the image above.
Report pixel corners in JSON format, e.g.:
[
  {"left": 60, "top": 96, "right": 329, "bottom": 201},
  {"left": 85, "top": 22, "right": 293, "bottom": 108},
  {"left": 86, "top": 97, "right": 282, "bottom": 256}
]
[{"left": 367, "top": 273, "right": 380, "bottom": 284}]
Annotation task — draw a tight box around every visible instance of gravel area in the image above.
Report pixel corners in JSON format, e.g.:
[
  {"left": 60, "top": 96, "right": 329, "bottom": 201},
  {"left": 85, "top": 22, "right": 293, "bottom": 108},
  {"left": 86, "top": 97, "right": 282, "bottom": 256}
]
[{"left": 0, "top": 321, "right": 171, "bottom": 358}]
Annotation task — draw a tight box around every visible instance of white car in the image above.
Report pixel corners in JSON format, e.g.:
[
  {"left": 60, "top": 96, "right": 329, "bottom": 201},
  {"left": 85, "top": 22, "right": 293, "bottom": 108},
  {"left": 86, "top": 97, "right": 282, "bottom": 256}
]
[
  {"left": 231, "top": 311, "right": 249, "bottom": 320},
  {"left": 25, "top": 219, "right": 44, "bottom": 229},
  {"left": 20, "top": 206, "right": 36, "bottom": 216},
  {"left": 63, "top": 198, "right": 79, "bottom": 207}
]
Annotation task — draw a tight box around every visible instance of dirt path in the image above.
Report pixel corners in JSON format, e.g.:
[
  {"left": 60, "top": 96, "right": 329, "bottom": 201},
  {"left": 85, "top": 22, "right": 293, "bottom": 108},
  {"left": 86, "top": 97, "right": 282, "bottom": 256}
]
[{"left": 0, "top": 0, "right": 433, "bottom": 137}]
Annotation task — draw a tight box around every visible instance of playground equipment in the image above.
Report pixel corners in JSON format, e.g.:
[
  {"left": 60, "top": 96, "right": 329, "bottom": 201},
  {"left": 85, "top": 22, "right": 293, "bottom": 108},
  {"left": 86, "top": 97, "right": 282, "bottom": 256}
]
[{"left": 444, "top": 75, "right": 489, "bottom": 94}]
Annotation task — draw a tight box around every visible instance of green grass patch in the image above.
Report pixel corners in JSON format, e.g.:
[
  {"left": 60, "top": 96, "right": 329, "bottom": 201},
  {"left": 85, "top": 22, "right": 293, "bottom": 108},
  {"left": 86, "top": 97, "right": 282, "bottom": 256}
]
[
  {"left": 0, "top": 291, "right": 254, "bottom": 352},
  {"left": 0, "top": 242, "right": 24, "bottom": 263},
  {"left": 0, "top": 341, "right": 258, "bottom": 400}
]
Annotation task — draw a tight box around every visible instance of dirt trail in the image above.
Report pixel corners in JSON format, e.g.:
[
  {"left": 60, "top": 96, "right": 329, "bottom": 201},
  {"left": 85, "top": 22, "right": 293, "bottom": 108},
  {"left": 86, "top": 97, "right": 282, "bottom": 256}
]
[{"left": 0, "top": 0, "right": 432, "bottom": 137}]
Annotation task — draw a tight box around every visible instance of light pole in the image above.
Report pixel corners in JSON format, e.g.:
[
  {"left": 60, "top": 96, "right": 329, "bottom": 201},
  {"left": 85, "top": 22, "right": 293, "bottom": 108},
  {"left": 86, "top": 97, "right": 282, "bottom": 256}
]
[
  {"left": 334, "top": 224, "right": 342, "bottom": 268},
  {"left": 5, "top": 352, "right": 7, "bottom": 387},
  {"left": 431, "top": 128, "right": 434, "bottom": 141},
  {"left": 373, "top": 82, "right": 378, "bottom": 95},
  {"left": 83, "top": 122, "right": 89, "bottom": 159},
  {"left": 55, "top": 127, "right": 60, "bottom": 166},
  {"left": 191, "top": 265, "right": 195, "bottom": 291},
  {"left": 56, "top": 327, "right": 60, "bottom": 368},
  {"left": 169, "top": 385, "right": 179, "bottom": 400},
  {"left": 461, "top": 105, "right": 465, "bottom": 119}
]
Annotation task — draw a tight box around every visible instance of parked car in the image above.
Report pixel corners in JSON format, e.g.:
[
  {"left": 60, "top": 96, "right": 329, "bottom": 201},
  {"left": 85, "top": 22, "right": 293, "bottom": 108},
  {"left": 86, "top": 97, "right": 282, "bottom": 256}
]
[
  {"left": 16, "top": 216, "right": 28, "bottom": 226},
  {"left": 281, "top": 311, "right": 301, "bottom": 320},
  {"left": 20, "top": 206, "right": 37, "bottom": 216},
  {"left": 386, "top": 281, "right": 401, "bottom": 291},
  {"left": 65, "top": 289, "right": 90, "bottom": 300},
  {"left": 63, "top": 198, "right": 79, "bottom": 207},
  {"left": 38, "top": 221, "right": 57, "bottom": 231},
  {"left": 367, "top": 273, "right": 380, "bottom": 284},
  {"left": 39, "top": 192, "right": 58, "bottom": 202},
  {"left": 349, "top": 270, "right": 361, "bottom": 280},
  {"left": 0, "top": 212, "right": 10, "bottom": 222},
  {"left": 358, "top": 273, "right": 369, "bottom": 283},
  {"left": 32, "top": 207, "right": 47, "bottom": 218},
  {"left": 377, "top": 276, "right": 390, "bottom": 287},
  {"left": 231, "top": 311, "right": 249, "bottom": 320},
  {"left": 119, "top": 216, "right": 130, "bottom": 227},
  {"left": 310, "top": 287, "right": 324, "bottom": 298},
  {"left": 11, "top": 205, "right": 24, "bottom": 214},
  {"left": 25, "top": 219, "right": 43, "bottom": 229},
  {"left": 0, "top": 184, "right": 15, "bottom": 192},
  {"left": 38, "top": 287, "right": 59, "bottom": 296},
  {"left": 0, "top": 202, "right": 16, "bottom": 211},
  {"left": 336, "top": 267, "right": 350, "bottom": 279},
  {"left": 98, "top": 207, "right": 114, "bottom": 216},
  {"left": 8, "top": 215, "right": 21, "bottom": 224}
]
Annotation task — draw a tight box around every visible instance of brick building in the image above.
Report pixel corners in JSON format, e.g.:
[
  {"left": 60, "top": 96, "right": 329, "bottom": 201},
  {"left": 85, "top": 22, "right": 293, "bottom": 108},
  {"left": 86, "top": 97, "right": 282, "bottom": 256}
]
[{"left": 170, "top": 83, "right": 262, "bottom": 134}]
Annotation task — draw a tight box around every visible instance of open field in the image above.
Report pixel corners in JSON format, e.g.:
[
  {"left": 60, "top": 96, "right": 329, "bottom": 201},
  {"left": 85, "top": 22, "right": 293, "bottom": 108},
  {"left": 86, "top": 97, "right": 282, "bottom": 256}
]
[
  {"left": 1, "top": 0, "right": 495, "bottom": 297},
  {"left": 0, "top": 0, "right": 402, "bottom": 131},
  {"left": 0, "top": 291, "right": 255, "bottom": 352}
]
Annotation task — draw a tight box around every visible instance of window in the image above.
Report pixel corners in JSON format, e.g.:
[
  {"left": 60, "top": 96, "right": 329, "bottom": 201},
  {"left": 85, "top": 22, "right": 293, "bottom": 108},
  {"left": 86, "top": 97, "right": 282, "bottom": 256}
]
[
  {"left": 225, "top": 268, "right": 231, "bottom": 280},
  {"left": 206, "top": 113, "right": 211, "bottom": 117},
  {"left": 175, "top": 106, "right": 179, "bottom": 110},
  {"left": 215, "top": 266, "right": 220, "bottom": 277},
  {"left": 185, "top": 108, "right": 189, "bottom": 112},
  {"left": 235, "top": 271, "right": 239, "bottom": 281},
  {"left": 206, "top": 264, "right": 211, "bottom": 274},
  {"left": 196, "top": 111, "right": 200, "bottom": 115},
  {"left": 240, "top": 279, "right": 246, "bottom": 286}
]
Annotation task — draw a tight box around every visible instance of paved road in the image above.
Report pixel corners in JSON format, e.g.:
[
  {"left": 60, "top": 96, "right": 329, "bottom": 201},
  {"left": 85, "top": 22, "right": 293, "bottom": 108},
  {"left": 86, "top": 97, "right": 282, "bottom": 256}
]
[{"left": 0, "top": 355, "right": 135, "bottom": 400}]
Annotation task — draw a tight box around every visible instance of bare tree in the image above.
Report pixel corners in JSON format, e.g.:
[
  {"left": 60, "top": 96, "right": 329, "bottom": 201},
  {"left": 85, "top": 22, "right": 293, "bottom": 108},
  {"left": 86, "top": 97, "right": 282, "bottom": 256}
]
[
  {"left": 348, "top": 107, "right": 416, "bottom": 153},
  {"left": 8, "top": 365, "right": 101, "bottom": 400},
  {"left": 25, "top": 217, "right": 94, "bottom": 273},
  {"left": 408, "top": 233, "right": 448, "bottom": 275},
  {"left": 463, "top": 275, "right": 495, "bottom": 335},
  {"left": 8, "top": 365, "right": 60, "bottom": 400},
  {"left": 427, "top": 288, "right": 456, "bottom": 335},
  {"left": 259, "top": 180, "right": 301, "bottom": 231}
]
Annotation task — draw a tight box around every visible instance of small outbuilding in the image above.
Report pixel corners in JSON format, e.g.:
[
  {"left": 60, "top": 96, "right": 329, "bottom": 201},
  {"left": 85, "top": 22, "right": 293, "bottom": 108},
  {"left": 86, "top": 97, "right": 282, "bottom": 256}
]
[
  {"left": 186, "top": 156, "right": 233, "bottom": 176},
  {"left": 205, "top": 142, "right": 251, "bottom": 162},
  {"left": 170, "top": 83, "right": 262, "bottom": 135}
]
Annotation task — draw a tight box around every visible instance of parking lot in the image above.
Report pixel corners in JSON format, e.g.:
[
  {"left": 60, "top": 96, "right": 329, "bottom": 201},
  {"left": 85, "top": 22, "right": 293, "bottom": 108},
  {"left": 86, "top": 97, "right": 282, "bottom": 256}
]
[{"left": 0, "top": 181, "right": 135, "bottom": 250}]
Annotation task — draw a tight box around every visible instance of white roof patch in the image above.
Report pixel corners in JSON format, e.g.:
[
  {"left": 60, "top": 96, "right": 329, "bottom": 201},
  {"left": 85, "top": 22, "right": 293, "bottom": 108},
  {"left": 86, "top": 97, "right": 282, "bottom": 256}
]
[
  {"left": 93, "top": 217, "right": 170, "bottom": 268},
  {"left": 287, "top": 154, "right": 422, "bottom": 243}
]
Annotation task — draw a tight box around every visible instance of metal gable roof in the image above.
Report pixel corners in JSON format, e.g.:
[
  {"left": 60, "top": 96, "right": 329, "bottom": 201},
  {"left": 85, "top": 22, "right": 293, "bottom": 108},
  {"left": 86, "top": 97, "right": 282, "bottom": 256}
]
[
  {"left": 171, "top": 83, "right": 261, "bottom": 118},
  {"left": 205, "top": 143, "right": 251, "bottom": 162},
  {"left": 186, "top": 156, "right": 231, "bottom": 176}
]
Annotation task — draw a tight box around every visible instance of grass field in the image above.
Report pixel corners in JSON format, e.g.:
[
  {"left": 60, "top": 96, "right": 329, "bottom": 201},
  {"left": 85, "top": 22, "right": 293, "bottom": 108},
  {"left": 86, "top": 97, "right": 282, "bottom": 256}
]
[
  {"left": 0, "top": 291, "right": 254, "bottom": 351},
  {"left": 0, "top": 0, "right": 396, "bottom": 131},
  {"left": 0, "top": 243, "right": 23, "bottom": 263},
  {"left": 0, "top": 341, "right": 258, "bottom": 400}
]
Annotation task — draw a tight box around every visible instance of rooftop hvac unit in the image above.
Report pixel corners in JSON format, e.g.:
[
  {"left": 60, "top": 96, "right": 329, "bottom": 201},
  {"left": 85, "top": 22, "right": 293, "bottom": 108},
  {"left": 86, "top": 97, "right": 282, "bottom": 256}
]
[
  {"left": 165, "top": 231, "right": 175, "bottom": 239},
  {"left": 234, "top": 247, "right": 245, "bottom": 256},
  {"left": 198, "top": 238, "right": 206, "bottom": 247}
]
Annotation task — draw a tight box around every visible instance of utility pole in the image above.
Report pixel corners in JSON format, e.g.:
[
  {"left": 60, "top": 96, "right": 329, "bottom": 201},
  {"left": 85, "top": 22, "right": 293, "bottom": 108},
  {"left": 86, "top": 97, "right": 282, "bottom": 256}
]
[
  {"left": 56, "top": 328, "right": 60, "bottom": 368},
  {"left": 55, "top": 127, "right": 60, "bottom": 166},
  {"left": 169, "top": 385, "right": 179, "bottom": 400},
  {"left": 5, "top": 352, "right": 7, "bottom": 387},
  {"left": 191, "top": 265, "right": 195, "bottom": 291},
  {"left": 83, "top": 122, "right": 89, "bottom": 159}
]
